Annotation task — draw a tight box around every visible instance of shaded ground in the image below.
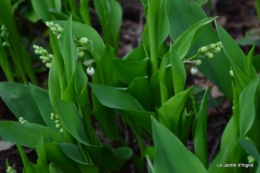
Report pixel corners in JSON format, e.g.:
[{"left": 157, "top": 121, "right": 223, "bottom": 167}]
[{"left": 0, "top": 0, "right": 259, "bottom": 172}]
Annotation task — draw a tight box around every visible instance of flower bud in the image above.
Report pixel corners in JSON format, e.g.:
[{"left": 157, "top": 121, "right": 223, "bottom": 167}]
[
  {"left": 216, "top": 41, "right": 223, "bottom": 47},
  {"left": 49, "top": 22, "right": 54, "bottom": 26},
  {"left": 78, "top": 51, "right": 84, "bottom": 58},
  {"left": 229, "top": 69, "right": 234, "bottom": 76},
  {"left": 196, "top": 60, "right": 202, "bottom": 66},
  {"left": 51, "top": 27, "right": 57, "bottom": 32},
  {"left": 48, "top": 54, "right": 54, "bottom": 59},
  {"left": 206, "top": 52, "right": 213, "bottom": 58},
  {"left": 46, "top": 63, "right": 52, "bottom": 68},
  {"left": 2, "top": 42, "right": 9, "bottom": 46},
  {"left": 50, "top": 113, "right": 55, "bottom": 119},
  {"left": 190, "top": 67, "right": 198, "bottom": 75},
  {"left": 213, "top": 47, "right": 221, "bottom": 52},
  {"left": 87, "top": 67, "right": 95, "bottom": 76},
  {"left": 60, "top": 128, "right": 64, "bottom": 133},
  {"left": 79, "top": 37, "right": 89, "bottom": 44},
  {"left": 56, "top": 123, "right": 61, "bottom": 128},
  {"left": 198, "top": 46, "right": 208, "bottom": 53},
  {"left": 209, "top": 43, "right": 216, "bottom": 49}
]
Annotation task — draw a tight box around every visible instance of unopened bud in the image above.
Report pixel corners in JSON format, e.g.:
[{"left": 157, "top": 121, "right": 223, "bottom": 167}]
[
  {"left": 79, "top": 37, "right": 89, "bottom": 44},
  {"left": 199, "top": 46, "right": 208, "bottom": 53}
]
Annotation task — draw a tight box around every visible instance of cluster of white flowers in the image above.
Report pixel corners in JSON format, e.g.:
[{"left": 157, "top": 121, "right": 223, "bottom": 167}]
[
  {"left": 45, "top": 22, "right": 63, "bottom": 39},
  {"left": 33, "top": 45, "right": 54, "bottom": 68},
  {"left": 6, "top": 166, "right": 16, "bottom": 173},
  {"left": 19, "top": 117, "right": 29, "bottom": 124},
  {"left": 50, "top": 113, "right": 63, "bottom": 133},
  {"left": 1, "top": 25, "right": 9, "bottom": 47}
]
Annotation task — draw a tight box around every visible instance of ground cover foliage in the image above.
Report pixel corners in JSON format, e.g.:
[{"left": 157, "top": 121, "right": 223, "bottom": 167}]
[{"left": 0, "top": 0, "right": 260, "bottom": 172}]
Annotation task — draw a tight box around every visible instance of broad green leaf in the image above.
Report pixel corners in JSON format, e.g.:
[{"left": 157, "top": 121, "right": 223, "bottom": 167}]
[
  {"left": 95, "top": 45, "right": 114, "bottom": 86},
  {"left": 36, "top": 136, "right": 49, "bottom": 173},
  {"left": 91, "top": 93, "right": 120, "bottom": 139},
  {"left": 45, "top": 142, "right": 81, "bottom": 173},
  {"left": 0, "top": 82, "right": 45, "bottom": 125},
  {"left": 239, "top": 76, "right": 259, "bottom": 137},
  {"left": 152, "top": 117, "right": 207, "bottom": 173},
  {"left": 55, "top": 99, "right": 88, "bottom": 144},
  {"left": 159, "top": 87, "right": 193, "bottom": 136},
  {"left": 31, "top": 0, "right": 55, "bottom": 20},
  {"left": 89, "top": 83, "right": 145, "bottom": 111},
  {"left": 113, "top": 58, "right": 148, "bottom": 86},
  {"left": 107, "top": 0, "right": 122, "bottom": 50},
  {"left": 59, "top": 16, "right": 77, "bottom": 83},
  {"left": 79, "top": 0, "right": 91, "bottom": 25},
  {"left": 150, "top": 66, "right": 173, "bottom": 108},
  {"left": 237, "top": 138, "right": 260, "bottom": 164},
  {"left": 59, "top": 143, "right": 92, "bottom": 165},
  {"left": 159, "top": 56, "right": 169, "bottom": 104},
  {"left": 0, "top": 122, "right": 62, "bottom": 147},
  {"left": 117, "top": 109, "right": 154, "bottom": 135},
  {"left": 173, "top": 17, "right": 217, "bottom": 60},
  {"left": 102, "top": 145, "right": 132, "bottom": 172},
  {"left": 17, "top": 144, "right": 43, "bottom": 173},
  {"left": 208, "top": 117, "right": 247, "bottom": 173},
  {"left": 193, "top": 88, "right": 209, "bottom": 167},
  {"left": 246, "top": 45, "right": 258, "bottom": 79},
  {"left": 48, "top": 57, "right": 63, "bottom": 107},
  {"left": 125, "top": 77, "right": 152, "bottom": 111},
  {"left": 167, "top": 0, "right": 232, "bottom": 100},
  {"left": 123, "top": 45, "right": 146, "bottom": 61},
  {"left": 168, "top": 46, "right": 186, "bottom": 94},
  {"left": 29, "top": 84, "right": 56, "bottom": 129},
  {"left": 90, "top": 82, "right": 154, "bottom": 134},
  {"left": 93, "top": 0, "right": 122, "bottom": 51}
]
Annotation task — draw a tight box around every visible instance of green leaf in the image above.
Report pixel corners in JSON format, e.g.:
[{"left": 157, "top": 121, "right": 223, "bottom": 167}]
[
  {"left": 102, "top": 145, "right": 132, "bottom": 172},
  {"left": 159, "top": 87, "right": 193, "bottom": 136},
  {"left": 36, "top": 136, "right": 49, "bottom": 172},
  {"left": 152, "top": 117, "right": 207, "bottom": 173},
  {"left": 0, "top": 122, "right": 62, "bottom": 147},
  {"left": 0, "top": 82, "right": 45, "bottom": 125},
  {"left": 55, "top": 99, "right": 88, "bottom": 144},
  {"left": 113, "top": 58, "right": 148, "bottom": 86},
  {"left": 237, "top": 138, "right": 260, "bottom": 164},
  {"left": 31, "top": 0, "right": 55, "bottom": 20},
  {"left": 45, "top": 142, "right": 81, "bottom": 173},
  {"left": 173, "top": 16, "right": 217, "bottom": 60},
  {"left": 168, "top": 46, "right": 186, "bottom": 94},
  {"left": 89, "top": 83, "right": 145, "bottom": 111},
  {"left": 59, "top": 16, "right": 78, "bottom": 83},
  {"left": 246, "top": 45, "right": 258, "bottom": 79},
  {"left": 125, "top": 77, "right": 152, "bottom": 111},
  {"left": 167, "top": 0, "right": 232, "bottom": 100},
  {"left": 59, "top": 143, "right": 96, "bottom": 167},
  {"left": 239, "top": 76, "right": 259, "bottom": 137},
  {"left": 193, "top": 88, "right": 209, "bottom": 167},
  {"left": 29, "top": 84, "right": 56, "bottom": 129},
  {"left": 90, "top": 82, "right": 154, "bottom": 134}
]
